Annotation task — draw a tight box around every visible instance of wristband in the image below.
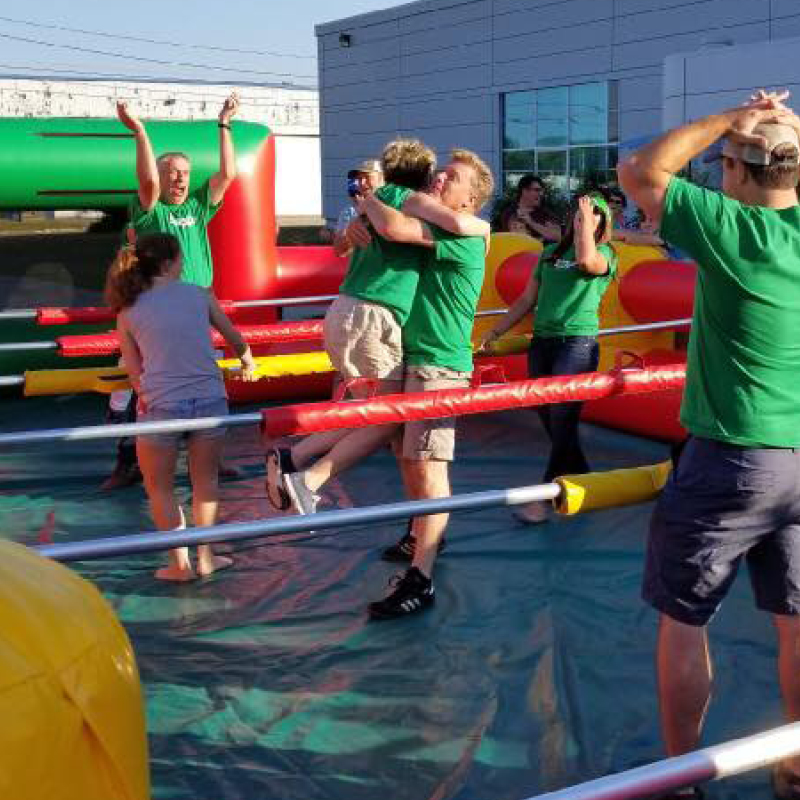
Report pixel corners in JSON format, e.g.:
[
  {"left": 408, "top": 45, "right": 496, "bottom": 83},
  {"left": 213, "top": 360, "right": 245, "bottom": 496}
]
[{"left": 218, "top": 123, "right": 231, "bottom": 130}]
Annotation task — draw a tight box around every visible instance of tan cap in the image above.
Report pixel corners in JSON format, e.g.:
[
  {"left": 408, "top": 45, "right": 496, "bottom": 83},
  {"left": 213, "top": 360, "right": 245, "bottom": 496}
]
[
  {"left": 722, "top": 122, "right": 800, "bottom": 165},
  {"left": 352, "top": 158, "right": 382, "bottom": 174}
]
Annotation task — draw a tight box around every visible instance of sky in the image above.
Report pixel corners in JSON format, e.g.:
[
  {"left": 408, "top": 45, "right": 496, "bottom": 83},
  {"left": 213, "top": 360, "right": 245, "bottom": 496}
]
[{"left": 0, "top": 1, "right": 399, "bottom": 88}]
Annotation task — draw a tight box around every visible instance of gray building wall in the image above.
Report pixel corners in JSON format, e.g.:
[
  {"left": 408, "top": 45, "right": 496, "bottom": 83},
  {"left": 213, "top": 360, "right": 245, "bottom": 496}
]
[{"left": 316, "top": 0, "right": 800, "bottom": 223}]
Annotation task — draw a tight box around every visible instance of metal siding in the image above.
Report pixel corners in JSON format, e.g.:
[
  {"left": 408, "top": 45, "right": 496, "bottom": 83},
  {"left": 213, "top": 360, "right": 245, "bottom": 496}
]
[
  {"left": 493, "top": 0, "right": 613, "bottom": 38},
  {"left": 618, "top": 75, "right": 662, "bottom": 112},
  {"left": 494, "top": 46, "right": 611, "bottom": 85},
  {"left": 401, "top": 41, "right": 492, "bottom": 75},
  {"left": 494, "top": 20, "right": 613, "bottom": 64}
]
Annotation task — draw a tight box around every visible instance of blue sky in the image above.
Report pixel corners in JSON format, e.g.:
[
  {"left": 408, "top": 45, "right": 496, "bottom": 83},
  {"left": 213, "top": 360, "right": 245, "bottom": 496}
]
[{"left": 0, "top": 1, "right": 397, "bottom": 87}]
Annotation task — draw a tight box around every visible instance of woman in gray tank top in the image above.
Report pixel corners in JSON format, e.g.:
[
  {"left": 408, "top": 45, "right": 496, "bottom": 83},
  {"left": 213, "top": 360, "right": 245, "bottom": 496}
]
[{"left": 106, "top": 233, "right": 256, "bottom": 581}]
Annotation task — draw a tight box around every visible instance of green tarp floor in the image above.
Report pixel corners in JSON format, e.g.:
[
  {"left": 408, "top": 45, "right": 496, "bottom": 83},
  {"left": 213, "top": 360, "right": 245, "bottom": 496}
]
[{"left": 0, "top": 394, "right": 786, "bottom": 799}]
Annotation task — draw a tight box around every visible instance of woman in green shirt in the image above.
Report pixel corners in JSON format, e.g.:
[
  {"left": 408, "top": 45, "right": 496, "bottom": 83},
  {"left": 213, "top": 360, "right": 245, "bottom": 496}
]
[{"left": 482, "top": 194, "right": 617, "bottom": 522}]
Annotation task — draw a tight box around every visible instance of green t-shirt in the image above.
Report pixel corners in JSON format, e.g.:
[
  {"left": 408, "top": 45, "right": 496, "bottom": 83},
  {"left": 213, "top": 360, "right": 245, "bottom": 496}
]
[
  {"left": 661, "top": 177, "right": 800, "bottom": 447},
  {"left": 403, "top": 227, "right": 486, "bottom": 372},
  {"left": 338, "top": 183, "right": 423, "bottom": 325},
  {"left": 129, "top": 181, "right": 221, "bottom": 288},
  {"left": 533, "top": 243, "right": 617, "bottom": 337}
]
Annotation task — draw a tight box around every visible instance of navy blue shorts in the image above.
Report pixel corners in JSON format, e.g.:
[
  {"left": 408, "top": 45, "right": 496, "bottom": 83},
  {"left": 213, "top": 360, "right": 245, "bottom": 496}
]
[{"left": 643, "top": 436, "right": 800, "bottom": 626}]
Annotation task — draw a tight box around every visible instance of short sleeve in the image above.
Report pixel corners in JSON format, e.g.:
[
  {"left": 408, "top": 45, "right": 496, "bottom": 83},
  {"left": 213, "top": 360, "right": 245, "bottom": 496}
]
[
  {"left": 660, "top": 177, "right": 730, "bottom": 264},
  {"left": 430, "top": 227, "right": 484, "bottom": 268},
  {"left": 376, "top": 183, "right": 413, "bottom": 210},
  {"left": 194, "top": 180, "right": 221, "bottom": 222},
  {"left": 598, "top": 244, "right": 618, "bottom": 278},
  {"left": 128, "top": 195, "right": 154, "bottom": 229},
  {"left": 535, "top": 244, "right": 555, "bottom": 282}
]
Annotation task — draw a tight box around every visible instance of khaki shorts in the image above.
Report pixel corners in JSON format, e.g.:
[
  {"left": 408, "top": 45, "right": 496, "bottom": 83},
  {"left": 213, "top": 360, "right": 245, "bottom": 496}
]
[
  {"left": 402, "top": 365, "right": 471, "bottom": 461},
  {"left": 323, "top": 295, "right": 403, "bottom": 382}
]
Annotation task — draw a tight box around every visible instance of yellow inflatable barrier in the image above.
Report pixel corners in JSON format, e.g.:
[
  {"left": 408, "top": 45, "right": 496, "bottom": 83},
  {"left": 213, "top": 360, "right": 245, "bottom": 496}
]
[
  {"left": 23, "top": 351, "right": 336, "bottom": 396},
  {"left": 554, "top": 460, "right": 672, "bottom": 516},
  {"left": 0, "top": 541, "right": 148, "bottom": 799}
]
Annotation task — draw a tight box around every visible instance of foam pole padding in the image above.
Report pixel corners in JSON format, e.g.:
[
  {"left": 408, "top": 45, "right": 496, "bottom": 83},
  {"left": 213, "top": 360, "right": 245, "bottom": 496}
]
[
  {"left": 262, "top": 364, "right": 687, "bottom": 438},
  {"left": 56, "top": 320, "right": 324, "bottom": 357}
]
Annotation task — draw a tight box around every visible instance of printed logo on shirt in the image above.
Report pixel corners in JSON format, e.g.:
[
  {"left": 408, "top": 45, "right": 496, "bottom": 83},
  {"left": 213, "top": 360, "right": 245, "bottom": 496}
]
[
  {"left": 168, "top": 213, "right": 197, "bottom": 228},
  {"left": 553, "top": 258, "right": 577, "bottom": 271}
]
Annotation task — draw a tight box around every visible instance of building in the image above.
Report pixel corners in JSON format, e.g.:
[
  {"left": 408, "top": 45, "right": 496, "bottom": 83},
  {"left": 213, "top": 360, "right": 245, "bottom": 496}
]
[
  {"left": 316, "top": 0, "right": 800, "bottom": 222},
  {"left": 0, "top": 77, "right": 321, "bottom": 223}
]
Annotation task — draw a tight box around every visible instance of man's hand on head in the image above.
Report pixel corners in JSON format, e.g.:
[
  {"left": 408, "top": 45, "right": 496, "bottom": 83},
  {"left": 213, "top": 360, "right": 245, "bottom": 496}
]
[
  {"left": 725, "top": 104, "right": 792, "bottom": 151},
  {"left": 219, "top": 93, "right": 240, "bottom": 124},
  {"left": 116, "top": 102, "right": 144, "bottom": 134}
]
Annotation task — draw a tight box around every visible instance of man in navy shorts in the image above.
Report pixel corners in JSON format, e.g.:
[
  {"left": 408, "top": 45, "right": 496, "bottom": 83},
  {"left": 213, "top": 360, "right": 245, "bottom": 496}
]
[{"left": 620, "top": 90, "right": 800, "bottom": 799}]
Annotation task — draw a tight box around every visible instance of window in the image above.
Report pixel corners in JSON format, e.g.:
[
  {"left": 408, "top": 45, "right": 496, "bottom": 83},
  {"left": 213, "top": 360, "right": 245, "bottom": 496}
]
[{"left": 502, "top": 81, "right": 619, "bottom": 192}]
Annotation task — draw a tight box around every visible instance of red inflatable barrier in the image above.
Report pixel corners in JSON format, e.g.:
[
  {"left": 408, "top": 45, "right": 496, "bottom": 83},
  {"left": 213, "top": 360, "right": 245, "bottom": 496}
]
[
  {"left": 262, "top": 363, "right": 687, "bottom": 438},
  {"left": 57, "top": 320, "right": 324, "bottom": 357},
  {"left": 37, "top": 300, "right": 238, "bottom": 326},
  {"left": 618, "top": 260, "right": 696, "bottom": 323},
  {"left": 275, "top": 246, "right": 347, "bottom": 299}
]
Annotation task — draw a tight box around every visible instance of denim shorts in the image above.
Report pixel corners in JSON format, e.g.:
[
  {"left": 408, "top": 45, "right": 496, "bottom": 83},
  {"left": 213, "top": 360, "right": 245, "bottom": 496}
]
[
  {"left": 137, "top": 397, "right": 229, "bottom": 446},
  {"left": 643, "top": 436, "right": 800, "bottom": 625}
]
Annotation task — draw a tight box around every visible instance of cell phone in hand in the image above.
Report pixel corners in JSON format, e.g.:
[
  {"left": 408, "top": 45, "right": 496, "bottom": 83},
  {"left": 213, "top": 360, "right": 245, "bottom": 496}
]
[{"left": 347, "top": 176, "right": 361, "bottom": 198}]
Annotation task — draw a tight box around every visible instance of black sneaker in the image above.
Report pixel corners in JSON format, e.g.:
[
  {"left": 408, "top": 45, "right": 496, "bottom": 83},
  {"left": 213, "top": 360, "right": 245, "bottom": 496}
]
[
  {"left": 368, "top": 567, "right": 435, "bottom": 620},
  {"left": 381, "top": 524, "right": 447, "bottom": 562}
]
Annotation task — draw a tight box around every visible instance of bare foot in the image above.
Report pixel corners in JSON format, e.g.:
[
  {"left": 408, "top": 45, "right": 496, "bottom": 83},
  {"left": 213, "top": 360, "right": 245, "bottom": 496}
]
[
  {"left": 155, "top": 564, "right": 197, "bottom": 582},
  {"left": 196, "top": 554, "right": 233, "bottom": 577}
]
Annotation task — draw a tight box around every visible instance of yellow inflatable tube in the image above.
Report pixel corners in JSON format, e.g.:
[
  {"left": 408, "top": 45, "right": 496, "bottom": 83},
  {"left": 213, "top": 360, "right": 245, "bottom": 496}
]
[
  {"left": 554, "top": 460, "right": 672, "bottom": 516},
  {"left": 0, "top": 541, "right": 148, "bottom": 799},
  {"left": 23, "top": 351, "right": 335, "bottom": 396}
]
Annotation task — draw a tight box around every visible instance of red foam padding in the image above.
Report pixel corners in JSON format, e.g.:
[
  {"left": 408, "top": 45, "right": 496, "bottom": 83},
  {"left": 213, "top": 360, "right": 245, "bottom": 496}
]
[
  {"left": 262, "top": 363, "right": 686, "bottom": 438},
  {"left": 618, "top": 260, "right": 696, "bottom": 323},
  {"left": 57, "top": 320, "right": 324, "bottom": 357}
]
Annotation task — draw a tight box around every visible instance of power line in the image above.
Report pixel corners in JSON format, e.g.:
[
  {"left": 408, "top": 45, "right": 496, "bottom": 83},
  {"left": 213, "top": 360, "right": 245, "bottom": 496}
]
[
  {"left": 0, "top": 67, "right": 319, "bottom": 104},
  {"left": 0, "top": 14, "right": 316, "bottom": 60},
  {"left": 0, "top": 30, "right": 317, "bottom": 83}
]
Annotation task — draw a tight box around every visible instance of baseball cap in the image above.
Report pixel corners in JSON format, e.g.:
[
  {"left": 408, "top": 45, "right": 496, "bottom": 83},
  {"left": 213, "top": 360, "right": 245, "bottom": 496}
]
[
  {"left": 351, "top": 158, "right": 382, "bottom": 174},
  {"left": 703, "top": 122, "right": 800, "bottom": 165}
]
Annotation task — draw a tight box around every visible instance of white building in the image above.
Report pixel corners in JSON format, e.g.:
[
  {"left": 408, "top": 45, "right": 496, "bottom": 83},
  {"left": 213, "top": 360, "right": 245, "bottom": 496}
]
[{"left": 0, "top": 77, "right": 321, "bottom": 223}]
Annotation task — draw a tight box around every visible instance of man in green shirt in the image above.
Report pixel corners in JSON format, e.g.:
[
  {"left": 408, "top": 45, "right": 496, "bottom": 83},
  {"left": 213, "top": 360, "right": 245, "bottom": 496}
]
[
  {"left": 103, "top": 95, "right": 239, "bottom": 489},
  {"left": 360, "top": 149, "right": 495, "bottom": 620},
  {"left": 619, "top": 91, "right": 800, "bottom": 799}
]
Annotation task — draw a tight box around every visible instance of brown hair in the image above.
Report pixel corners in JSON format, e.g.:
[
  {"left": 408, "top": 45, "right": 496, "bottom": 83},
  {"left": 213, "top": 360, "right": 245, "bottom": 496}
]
[
  {"left": 743, "top": 144, "right": 800, "bottom": 190},
  {"left": 105, "top": 233, "right": 181, "bottom": 311},
  {"left": 381, "top": 139, "right": 436, "bottom": 191},
  {"left": 551, "top": 196, "right": 612, "bottom": 262},
  {"left": 450, "top": 148, "right": 495, "bottom": 211}
]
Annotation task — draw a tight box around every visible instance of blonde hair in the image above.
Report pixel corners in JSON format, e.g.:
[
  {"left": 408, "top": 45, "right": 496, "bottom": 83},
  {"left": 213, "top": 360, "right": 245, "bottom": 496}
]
[
  {"left": 450, "top": 148, "right": 494, "bottom": 211},
  {"left": 381, "top": 139, "right": 436, "bottom": 190},
  {"left": 105, "top": 233, "right": 181, "bottom": 311}
]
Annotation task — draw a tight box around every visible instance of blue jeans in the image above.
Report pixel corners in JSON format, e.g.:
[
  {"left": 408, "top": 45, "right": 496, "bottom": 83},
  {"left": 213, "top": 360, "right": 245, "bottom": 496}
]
[{"left": 527, "top": 335, "right": 600, "bottom": 483}]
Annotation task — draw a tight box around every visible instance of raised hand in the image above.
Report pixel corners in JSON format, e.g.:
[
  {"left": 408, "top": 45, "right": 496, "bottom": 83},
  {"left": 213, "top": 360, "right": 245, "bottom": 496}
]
[
  {"left": 116, "top": 102, "right": 143, "bottom": 133},
  {"left": 219, "top": 92, "right": 240, "bottom": 124}
]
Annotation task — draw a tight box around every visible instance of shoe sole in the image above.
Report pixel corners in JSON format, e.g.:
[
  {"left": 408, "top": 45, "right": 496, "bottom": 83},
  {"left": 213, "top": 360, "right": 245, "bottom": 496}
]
[
  {"left": 368, "top": 597, "right": 435, "bottom": 621},
  {"left": 265, "top": 450, "right": 291, "bottom": 511}
]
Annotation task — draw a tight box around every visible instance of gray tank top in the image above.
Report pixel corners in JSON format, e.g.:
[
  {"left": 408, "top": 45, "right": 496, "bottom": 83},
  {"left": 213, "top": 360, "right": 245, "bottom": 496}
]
[{"left": 122, "top": 281, "right": 226, "bottom": 406}]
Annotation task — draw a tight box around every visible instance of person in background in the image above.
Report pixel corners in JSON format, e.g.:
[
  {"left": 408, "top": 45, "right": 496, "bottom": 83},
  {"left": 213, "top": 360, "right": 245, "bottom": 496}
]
[
  {"left": 333, "top": 159, "right": 384, "bottom": 257},
  {"left": 498, "top": 174, "right": 561, "bottom": 242},
  {"left": 106, "top": 233, "right": 256, "bottom": 581},
  {"left": 481, "top": 194, "right": 617, "bottom": 524}
]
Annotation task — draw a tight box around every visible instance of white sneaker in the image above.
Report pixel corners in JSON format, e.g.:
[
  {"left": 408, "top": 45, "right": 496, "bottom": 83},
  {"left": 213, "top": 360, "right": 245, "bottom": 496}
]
[{"left": 283, "top": 471, "right": 320, "bottom": 515}]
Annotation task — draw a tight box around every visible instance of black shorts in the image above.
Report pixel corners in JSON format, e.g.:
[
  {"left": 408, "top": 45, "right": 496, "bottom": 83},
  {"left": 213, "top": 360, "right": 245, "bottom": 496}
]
[{"left": 643, "top": 436, "right": 800, "bottom": 626}]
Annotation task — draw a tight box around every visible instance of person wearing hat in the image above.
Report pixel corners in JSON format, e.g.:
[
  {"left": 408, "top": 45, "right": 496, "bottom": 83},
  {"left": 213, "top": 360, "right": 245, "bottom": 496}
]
[
  {"left": 480, "top": 192, "right": 617, "bottom": 524},
  {"left": 619, "top": 91, "right": 800, "bottom": 800},
  {"left": 332, "top": 159, "right": 384, "bottom": 257}
]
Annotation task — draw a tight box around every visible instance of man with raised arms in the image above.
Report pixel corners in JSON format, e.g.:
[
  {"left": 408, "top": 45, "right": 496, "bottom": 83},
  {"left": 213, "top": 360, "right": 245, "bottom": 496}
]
[
  {"left": 619, "top": 91, "right": 800, "bottom": 799},
  {"left": 103, "top": 94, "right": 239, "bottom": 489}
]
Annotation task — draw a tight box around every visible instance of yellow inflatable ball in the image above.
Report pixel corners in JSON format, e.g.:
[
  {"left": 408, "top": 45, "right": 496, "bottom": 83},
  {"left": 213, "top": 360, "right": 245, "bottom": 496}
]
[{"left": 0, "top": 541, "right": 149, "bottom": 800}]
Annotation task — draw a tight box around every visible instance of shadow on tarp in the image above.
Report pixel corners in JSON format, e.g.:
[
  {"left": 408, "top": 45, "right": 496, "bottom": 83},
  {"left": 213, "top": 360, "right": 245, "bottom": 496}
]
[{"left": 0, "top": 396, "right": 786, "bottom": 800}]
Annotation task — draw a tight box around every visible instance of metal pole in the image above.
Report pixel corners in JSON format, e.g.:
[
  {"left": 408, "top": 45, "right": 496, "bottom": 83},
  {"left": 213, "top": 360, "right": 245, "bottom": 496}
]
[
  {"left": 36, "top": 482, "right": 561, "bottom": 562},
  {"left": 0, "top": 340, "right": 58, "bottom": 353},
  {"left": 0, "top": 375, "right": 25, "bottom": 388},
  {"left": 525, "top": 721, "right": 800, "bottom": 800},
  {"left": 0, "top": 411, "right": 262, "bottom": 446},
  {"left": 598, "top": 318, "right": 691, "bottom": 337},
  {"left": 0, "top": 309, "right": 37, "bottom": 321}
]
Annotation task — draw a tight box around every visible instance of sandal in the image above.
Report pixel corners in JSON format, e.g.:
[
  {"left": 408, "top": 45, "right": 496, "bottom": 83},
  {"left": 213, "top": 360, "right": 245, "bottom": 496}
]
[{"left": 265, "top": 447, "right": 293, "bottom": 511}]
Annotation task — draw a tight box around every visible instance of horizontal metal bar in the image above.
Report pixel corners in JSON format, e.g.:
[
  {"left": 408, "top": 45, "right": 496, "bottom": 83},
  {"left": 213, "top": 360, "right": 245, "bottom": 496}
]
[
  {"left": 0, "top": 412, "right": 262, "bottom": 446},
  {"left": 234, "top": 294, "right": 337, "bottom": 308},
  {"left": 599, "top": 318, "right": 692, "bottom": 337},
  {"left": 0, "top": 309, "right": 37, "bottom": 321},
  {"left": 0, "top": 375, "right": 25, "bottom": 388},
  {"left": 36, "top": 482, "right": 562, "bottom": 562},
  {"left": 527, "top": 721, "right": 800, "bottom": 799},
  {"left": 0, "top": 340, "right": 58, "bottom": 353}
]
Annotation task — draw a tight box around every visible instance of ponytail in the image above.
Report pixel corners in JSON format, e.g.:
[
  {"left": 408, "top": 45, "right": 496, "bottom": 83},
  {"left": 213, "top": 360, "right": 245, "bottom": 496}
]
[{"left": 105, "top": 233, "right": 181, "bottom": 311}]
